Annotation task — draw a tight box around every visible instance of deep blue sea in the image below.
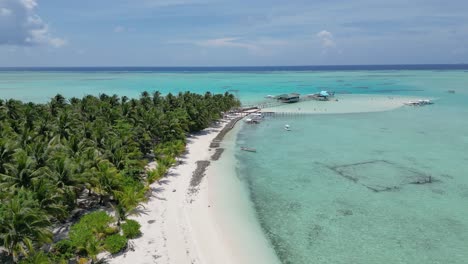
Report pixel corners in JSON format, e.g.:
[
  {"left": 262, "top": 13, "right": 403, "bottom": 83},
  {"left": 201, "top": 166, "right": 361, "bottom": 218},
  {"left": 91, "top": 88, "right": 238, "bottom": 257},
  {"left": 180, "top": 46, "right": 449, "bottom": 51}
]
[{"left": 1, "top": 64, "right": 468, "bottom": 73}]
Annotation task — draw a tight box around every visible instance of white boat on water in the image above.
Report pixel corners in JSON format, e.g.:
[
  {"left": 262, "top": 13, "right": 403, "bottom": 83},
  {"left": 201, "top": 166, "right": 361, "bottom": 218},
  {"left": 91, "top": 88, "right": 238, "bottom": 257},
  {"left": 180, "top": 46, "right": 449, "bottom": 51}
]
[
  {"left": 245, "top": 113, "right": 263, "bottom": 124},
  {"left": 404, "top": 99, "right": 434, "bottom": 106},
  {"left": 245, "top": 118, "right": 261, "bottom": 124},
  {"left": 250, "top": 113, "right": 264, "bottom": 118},
  {"left": 241, "top": 147, "right": 257, "bottom": 152}
]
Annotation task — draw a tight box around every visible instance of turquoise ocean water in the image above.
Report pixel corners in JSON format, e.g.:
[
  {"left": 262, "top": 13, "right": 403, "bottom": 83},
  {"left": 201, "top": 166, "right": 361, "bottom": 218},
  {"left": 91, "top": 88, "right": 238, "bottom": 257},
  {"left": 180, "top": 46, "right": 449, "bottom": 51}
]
[
  {"left": 1, "top": 68, "right": 467, "bottom": 263},
  {"left": 0, "top": 68, "right": 456, "bottom": 104}
]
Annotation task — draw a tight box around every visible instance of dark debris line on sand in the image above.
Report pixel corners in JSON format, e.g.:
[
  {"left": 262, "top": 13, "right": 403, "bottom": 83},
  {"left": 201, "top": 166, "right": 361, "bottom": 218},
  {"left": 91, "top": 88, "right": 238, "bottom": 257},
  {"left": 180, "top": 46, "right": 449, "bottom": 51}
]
[
  {"left": 209, "top": 117, "right": 243, "bottom": 148},
  {"left": 189, "top": 160, "right": 211, "bottom": 194},
  {"left": 211, "top": 148, "right": 225, "bottom": 161},
  {"left": 189, "top": 116, "right": 244, "bottom": 195}
]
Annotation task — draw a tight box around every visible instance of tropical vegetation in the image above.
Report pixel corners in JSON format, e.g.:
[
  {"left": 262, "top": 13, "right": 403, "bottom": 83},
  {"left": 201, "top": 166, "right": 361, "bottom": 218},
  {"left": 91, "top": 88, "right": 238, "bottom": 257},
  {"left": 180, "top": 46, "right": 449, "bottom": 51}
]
[
  {"left": 121, "top": 220, "right": 141, "bottom": 239},
  {"left": 0, "top": 91, "right": 240, "bottom": 263}
]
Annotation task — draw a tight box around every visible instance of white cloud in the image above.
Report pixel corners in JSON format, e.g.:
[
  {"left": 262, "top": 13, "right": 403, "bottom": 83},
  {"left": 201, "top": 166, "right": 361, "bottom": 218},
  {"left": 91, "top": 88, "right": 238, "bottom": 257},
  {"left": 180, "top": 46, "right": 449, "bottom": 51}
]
[
  {"left": 169, "top": 36, "right": 289, "bottom": 56},
  {"left": 196, "top": 37, "right": 260, "bottom": 52},
  {"left": 0, "top": 0, "right": 66, "bottom": 47},
  {"left": 316, "top": 30, "right": 336, "bottom": 48},
  {"left": 20, "top": 0, "right": 37, "bottom": 9},
  {"left": 0, "top": 7, "right": 12, "bottom": 16},
  {"left": 114, "top": 26, "right": 125, "bottom": 33}
]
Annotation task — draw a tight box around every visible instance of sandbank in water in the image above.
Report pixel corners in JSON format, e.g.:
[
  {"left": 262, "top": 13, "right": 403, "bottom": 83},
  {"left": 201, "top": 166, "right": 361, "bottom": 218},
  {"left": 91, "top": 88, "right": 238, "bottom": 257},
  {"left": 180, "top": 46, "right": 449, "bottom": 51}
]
[{"left": 263, "top": 94, "right": 428, "bottom": 114}]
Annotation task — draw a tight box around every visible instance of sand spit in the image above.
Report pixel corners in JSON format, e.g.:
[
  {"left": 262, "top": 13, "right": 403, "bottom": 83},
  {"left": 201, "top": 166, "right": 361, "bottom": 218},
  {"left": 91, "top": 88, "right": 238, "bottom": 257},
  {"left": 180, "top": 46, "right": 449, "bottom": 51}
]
[{"left": 263, "top": 94, "right": 428, "bottom": 114}]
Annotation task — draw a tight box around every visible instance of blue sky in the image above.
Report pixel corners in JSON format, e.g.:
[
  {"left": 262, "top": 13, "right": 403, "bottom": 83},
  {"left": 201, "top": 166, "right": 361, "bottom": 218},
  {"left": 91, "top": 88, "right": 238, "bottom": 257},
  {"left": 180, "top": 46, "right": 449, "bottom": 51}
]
[{"left": 0, "top": 0, "right": 467, "bottom": 66}]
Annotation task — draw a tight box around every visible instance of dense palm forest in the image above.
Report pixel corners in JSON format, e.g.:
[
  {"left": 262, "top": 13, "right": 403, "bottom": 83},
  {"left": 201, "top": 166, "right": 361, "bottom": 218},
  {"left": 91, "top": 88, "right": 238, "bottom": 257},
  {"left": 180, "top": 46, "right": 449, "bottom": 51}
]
[{"left": 0, "top": 91, "right": 240, "bottom": 263}]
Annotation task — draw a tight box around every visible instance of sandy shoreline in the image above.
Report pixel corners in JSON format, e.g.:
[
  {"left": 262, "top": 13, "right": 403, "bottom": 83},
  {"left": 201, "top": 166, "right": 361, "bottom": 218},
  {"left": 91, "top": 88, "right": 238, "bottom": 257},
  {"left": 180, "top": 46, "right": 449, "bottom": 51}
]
[{"left": 106, "top": 115, "right": 279, "bottom": 264}]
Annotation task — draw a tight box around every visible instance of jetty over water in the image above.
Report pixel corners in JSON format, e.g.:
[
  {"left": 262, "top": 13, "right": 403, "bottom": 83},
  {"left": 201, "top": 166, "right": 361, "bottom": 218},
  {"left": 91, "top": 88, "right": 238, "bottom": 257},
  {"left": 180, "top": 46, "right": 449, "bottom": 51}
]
[{"left": 241, "top": 92, "right": 332, "bottom": 110}]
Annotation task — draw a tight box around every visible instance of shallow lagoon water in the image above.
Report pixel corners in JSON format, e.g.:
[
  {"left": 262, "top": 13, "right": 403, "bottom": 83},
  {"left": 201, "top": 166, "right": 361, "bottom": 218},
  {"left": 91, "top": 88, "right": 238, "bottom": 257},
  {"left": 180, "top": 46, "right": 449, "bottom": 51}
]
[
  {"left": 236, "top": 73, "right": 468, "bottom": 263},
  {"left": 1, "top": 69, "right": 467, "bottom": 263},
  {"left": 237, "top": 109, "right": 468, "bottom": 263}
]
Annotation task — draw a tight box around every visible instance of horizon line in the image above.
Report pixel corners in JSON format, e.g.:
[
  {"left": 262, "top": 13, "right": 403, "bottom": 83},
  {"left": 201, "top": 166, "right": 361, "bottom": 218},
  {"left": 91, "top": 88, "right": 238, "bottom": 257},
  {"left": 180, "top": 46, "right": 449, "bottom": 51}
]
[{"left": 0, "top": 63, "right": 467, "bottom": 69}]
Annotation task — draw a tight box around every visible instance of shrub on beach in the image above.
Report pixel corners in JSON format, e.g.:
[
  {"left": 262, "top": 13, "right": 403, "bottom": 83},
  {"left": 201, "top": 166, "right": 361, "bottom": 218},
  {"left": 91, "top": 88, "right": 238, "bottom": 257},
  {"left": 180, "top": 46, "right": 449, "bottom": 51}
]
[
  {"left": 69, "top": 211, "right": 114, "bottom": 241},
  {"left": 53, "top": 239, "right": 74, "bottom": 253},
  {"left": 104, "top": 234, "right": 128, "bottom": 254},
  {"left": 148, "top": 139, "right": 187, "bottom": 184},
  {"left": 160, "top": 156, "right": 176, "bottom": 167},
  {"left": 147, "top": 168, "right": 163, "bottom": 183},
  {"left": 77, "top": 258, "right": 89, "bottom": 264},
  {"left": 104, "top": 226, "right": 120, "bottom": 236},
  {"left": 154, "top": 140, "right": 186, "bottom": 159},
  {"left": 18, "top": 251, "right": 51, "bottom": 264},
  {"left": 68, "top": 211, "right": 114, "bottom": 258},
  {"left": 52, "top": 239, "right": 76, "bottom": 259},
  {"left": 121, "top": 219, "right": 142, "bottom": 239}
]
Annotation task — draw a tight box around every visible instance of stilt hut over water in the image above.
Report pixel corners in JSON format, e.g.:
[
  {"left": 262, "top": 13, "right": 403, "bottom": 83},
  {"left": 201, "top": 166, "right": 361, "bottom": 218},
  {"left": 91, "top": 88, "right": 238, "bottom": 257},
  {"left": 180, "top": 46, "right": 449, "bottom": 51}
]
[
  {"left": 307, "top": 90, "right": 334, "bottom": 101},
  {"left": 276, "top": 93, "right": 300, "bottom": 103}
]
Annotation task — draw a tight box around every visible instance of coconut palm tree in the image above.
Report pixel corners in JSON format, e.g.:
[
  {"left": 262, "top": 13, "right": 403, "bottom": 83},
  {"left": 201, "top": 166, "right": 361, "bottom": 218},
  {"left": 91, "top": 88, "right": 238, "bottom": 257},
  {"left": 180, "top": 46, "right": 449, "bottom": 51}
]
[
  {"left": 49, "top": 94, "right": 67, "bottom": 117},
  {"left": 0, "top": 151, "right": 42, "bottom": 191},
  {"left": 113, "top": 185, "right": 146, "bottom": 225},
  {"left": 44, "top": 155, "right": 83, "bottom": 211},
  {"left": 89, "top": 160, "right": 123, "bottom": 205},
  {"left": 31, "top": 178, "right": 68, "bottom": 221},
  {"left": 2, "top": 99, "right": 23, "bottom": 121},
  {"left": 0, "top": 138, "right": 17, "bottom": 174},
  {"left": 0, "top": 191, "right": 52, "bottom": 263}
]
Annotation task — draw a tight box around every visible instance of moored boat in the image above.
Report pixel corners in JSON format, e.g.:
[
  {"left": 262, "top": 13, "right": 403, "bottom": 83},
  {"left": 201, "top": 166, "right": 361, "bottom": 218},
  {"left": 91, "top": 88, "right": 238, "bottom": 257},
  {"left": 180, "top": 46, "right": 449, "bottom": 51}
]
[
  {"left": 241, "top": 147, "right": 257, "bottom": 152},
  {"left": 404, "top": 99, "right": 434, "bottom": 106}
]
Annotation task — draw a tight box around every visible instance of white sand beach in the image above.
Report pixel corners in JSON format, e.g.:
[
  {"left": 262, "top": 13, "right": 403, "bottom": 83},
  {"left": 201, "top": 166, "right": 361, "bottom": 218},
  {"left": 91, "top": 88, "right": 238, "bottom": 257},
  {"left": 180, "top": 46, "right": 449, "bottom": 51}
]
[
  {"left": 106, "top": 117, "right": 280, "bottom": 264},
  {"left": 263, "top": 94, "right": 428, "bottom": 114}
]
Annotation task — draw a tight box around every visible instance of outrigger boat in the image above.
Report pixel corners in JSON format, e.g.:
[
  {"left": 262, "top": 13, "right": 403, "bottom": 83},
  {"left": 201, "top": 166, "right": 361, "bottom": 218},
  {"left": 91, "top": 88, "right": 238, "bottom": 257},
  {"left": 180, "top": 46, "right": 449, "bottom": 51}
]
[
  {"left": 245, "top": 118, "right": 259, "bottom": 124},
  {"left": 404, "top": 99, "right": 434, "bottom": 106},
  {"left": 241, "top": 147, "right": 257, "bottom": 152},
  {"left": 245, "top": 113, "right": 264, "bottom": 124}
]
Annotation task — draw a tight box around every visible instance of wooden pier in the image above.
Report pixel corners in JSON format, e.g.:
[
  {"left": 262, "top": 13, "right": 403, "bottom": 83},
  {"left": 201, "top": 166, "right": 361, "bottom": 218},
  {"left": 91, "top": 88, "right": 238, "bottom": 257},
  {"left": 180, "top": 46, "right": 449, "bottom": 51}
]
[
  {"left": 261, "top": 111, "right": 313, "bottom": 119},
  {"left": 242, "top": 95, "right": 325, "bottom": 110}
]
